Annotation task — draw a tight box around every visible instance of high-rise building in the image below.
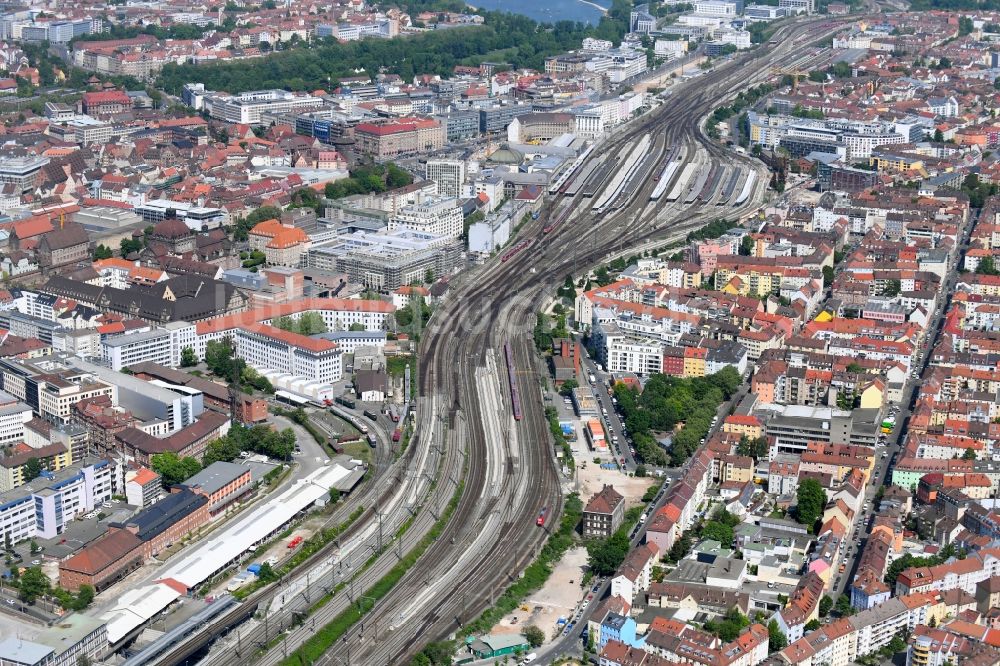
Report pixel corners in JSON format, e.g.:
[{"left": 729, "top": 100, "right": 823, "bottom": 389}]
[{"left": 425, "top": 160, "right": 466, "bottom": 199}]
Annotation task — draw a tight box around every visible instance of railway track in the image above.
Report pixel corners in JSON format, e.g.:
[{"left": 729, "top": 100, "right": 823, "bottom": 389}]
[
  {"left": 172, "top": 17, "right": 850, "bottom": 666},
  {"left": 320, "top": 15, "right": 850, "bottom": 666}
]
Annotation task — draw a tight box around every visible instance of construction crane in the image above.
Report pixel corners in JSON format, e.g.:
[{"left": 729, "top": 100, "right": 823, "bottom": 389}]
[{"left": 770, "top": 66, "right": 811, "bottom": 91}]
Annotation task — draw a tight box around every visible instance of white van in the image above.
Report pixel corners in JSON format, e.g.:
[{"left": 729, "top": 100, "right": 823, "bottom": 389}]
[{"left": 522, "top": 654, "right": 537, "bottom": 664}]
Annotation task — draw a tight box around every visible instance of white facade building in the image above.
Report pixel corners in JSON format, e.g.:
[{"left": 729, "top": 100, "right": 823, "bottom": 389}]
[
  {"left": 0, "top": 399, "right": 32, "bottom": 444},
  {"left": 425, "top": 160, "right": 466, "bottom": 199},
  {"left": 235, "top": 325, "right": 343, "bottom": 384},
  {"left": 0, "top": 460, "right": 113, "bottom": 542},
  {"left": 389, "top": 197, "right": 463, "bottom": 238},
  {"left": 102, "top": 329, "right": 172, "bottom": 372}
]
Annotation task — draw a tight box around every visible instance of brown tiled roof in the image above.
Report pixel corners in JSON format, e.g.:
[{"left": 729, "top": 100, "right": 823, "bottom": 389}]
[
  {"left": 59, "top": 529, "right": 143, "bottom": 576},
  {"left": 585, "top": 484, "right": 624, "bottom": 515}
]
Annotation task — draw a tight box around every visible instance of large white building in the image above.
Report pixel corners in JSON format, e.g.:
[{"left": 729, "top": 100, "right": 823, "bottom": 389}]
[
  {"left": 389, "top": 197, "right": 463, "bottom": 238},
  {"left": 207, "top": 89, "right": 322, "bottom": 124},
  {"left": 0, "top": 460, "right": 113, "bottom": 542},
  {"left": 693, "top": 0, "right": 738, "bottom": 16},
  {"left": 587, "top": 48, "right": 648, "bottom": 83},
  {"left": 100, "top": 323, "right": 197, "bottom": 371},
  {"left": 103, "top": 330, "right": 172, "bottom": 371},
  {"left": 235, "top": 325, "right": 343, "bottom": 384}
]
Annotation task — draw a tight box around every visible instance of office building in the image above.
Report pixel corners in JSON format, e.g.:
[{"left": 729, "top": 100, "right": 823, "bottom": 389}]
[
  {"left": 0, "top": 614, "right": 107, "bottom": 666},
  {"left": 308, "top": 228, "right": 463, "bottom": 291},
  {"left": 208, "top": 89, "right": 323, "bottom": 124},
  {"left": 389, "top": 197, "right": 463, "bottom": 238},
  {"left": 354, "top": 117, "right": 445, "bottom": 158},
  {"left": 181, "top": 461, "right": 252, "bottom": 517},
  {"left": 235, "top": 324, "right": 343, "bottom": 384},
  {"left": 425, "top": 160, "right": 466, "bottom": 198},
  {"left": 133, "top": 200, "right": 225, "bottom": 230},
  {"left": 0, "top": 155, "right": 49, "bottom": 193},
  {"left": 102, "top": 330, "right": 172, "bottom": 372},
  {"left": 0, "top": 459, "right": 112, "bottom": 542}
]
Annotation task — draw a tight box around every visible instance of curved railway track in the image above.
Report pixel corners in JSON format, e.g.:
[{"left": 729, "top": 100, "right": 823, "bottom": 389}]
[
  {"left": 323, "top": 15, "right": 849, "bottom": 666},
  {"left": 174, "top": 17, "right": 850, "bottom": 666}
]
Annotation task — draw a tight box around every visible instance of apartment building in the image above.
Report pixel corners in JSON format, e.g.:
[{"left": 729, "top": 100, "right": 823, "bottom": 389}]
[
  {"left": 895, "top": 549, "right": 1000, "bottom": 597},
  {"left": 125, "top": 467, "right": 163, "bottom": 509},
  {"left": 583, "top": 485, "right": 625, "bottom": 538}
]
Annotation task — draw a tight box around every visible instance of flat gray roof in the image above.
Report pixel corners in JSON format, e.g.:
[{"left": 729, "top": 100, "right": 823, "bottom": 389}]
[{"left": 181, "top": 461, "right": 247, "bottom": 496}]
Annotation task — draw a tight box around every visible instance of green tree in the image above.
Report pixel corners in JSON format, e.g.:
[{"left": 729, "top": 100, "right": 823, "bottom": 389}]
[
  {"left": 819, "top": 595, "right": 833, "bottom": 617},
  {"left": 558, "top": 379, "right": 579, "bottom": 396},
  {"left": 962, "top": 448, "right": 977, "bottom": 460},
  {"left": 180, "top": 347, "right": 198, "bottom": 367},
  {"left": 883, "top": 279, "right": 901, "bottom": 297},
  {"left": 296, "top": 312, "right": 327, "bottom": 335},
  {"left": 77, "top": 656, "right": 92, "bottom": 666},
  {"left": 933, "top": 128, "right": 944, "bottom": 143},
  {"left": 73, "top": 584, "right": 94, "bottom": 610},
  {"left": 119, "top": 238, "right": 143, "bottom": 257},
  {"left": 348, "top": 322, "right": 365, "bottom": 332},
  {"left": 794, "top": 478, "right": 827, "bottom": 530},
  {"left": 151, "top": 452, "right": 202, "bottom": 485},
  {"left": 18, "top": 566, "right": 49, "bottom": 603},
  {"left": 804, "top": 619, "right": 821, "bottom": 631},
  {"left": 768, "top": 619, "right": 787, "bottom": 652},
  {"left": 289, "top": 187, "right": 320, "bottom": 210},
  {"left": 835, "top": 593, "right": 855, "bottom": 616},
  {"left": 256, "top": 562, "right": 278, "bottom": 584},
  {"left": 977, "top": 256, "right": 1000, "bottom": 276},
  {"left": 587, "top": 530, "right": 631, "bottom": 576},
  {"left": 523, "top": 625, "right": 544, "bottom": 648},
  {"left": 701, "top": 521, "right": 734, "bottom": 546},
  {"left": 846, "top": 362, "right": 864, "bottom": 375},
  {"left": 739, "top": 234, "right": 754, "bottom": 256},
  {"left": 29, "top": 540, "right": 39, "bottom": 554},
  {"left": 23, "top": 457, "right": 43, "bottom": 482},
  {"left": 93, "top": 244, "right": 114, "bottom": 260},
  {"left": 822, "top": 265, "right": 834, "bottom": 288},
  {"left": 886, "top": 635, "right": 906, "bottom": 654}
]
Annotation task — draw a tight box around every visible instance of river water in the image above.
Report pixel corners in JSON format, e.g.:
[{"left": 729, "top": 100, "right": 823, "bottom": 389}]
[{"left": 468, "top": 0, "right": 611, "bottom": 25}]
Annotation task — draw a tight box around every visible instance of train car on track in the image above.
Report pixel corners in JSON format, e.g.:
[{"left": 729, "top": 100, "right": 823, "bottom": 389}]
[
  {"left": 536, "top": 507, "right": 548, "bottom": 526},
  {"left": 504, "top": 341, "right": 523, "bottom": 421},
  {"left": 500, "top": 238, "right": 532, "bottom": 263},
  {"left": 543, "top": 206, "right": 571, "bottom": 234},
  {"left": 363, "top": 409, "right": 378, "bottom": 421},
  {"left": 366, "top": 433, "right": 377, "bottom": 448}
]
